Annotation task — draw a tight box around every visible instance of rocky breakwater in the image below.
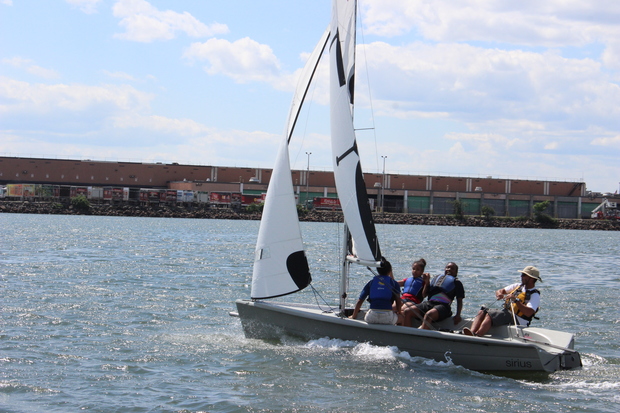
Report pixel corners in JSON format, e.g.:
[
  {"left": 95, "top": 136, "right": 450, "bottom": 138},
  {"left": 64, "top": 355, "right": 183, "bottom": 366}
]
[
  {"left": 1, "top": 201, "right": 618, "bottom": 231},
  {"left": 369, "top": 212, "right": 620, "bottom": 231},
  {"left": 0, "top": 201, "right": 261, "bottom": 221}
]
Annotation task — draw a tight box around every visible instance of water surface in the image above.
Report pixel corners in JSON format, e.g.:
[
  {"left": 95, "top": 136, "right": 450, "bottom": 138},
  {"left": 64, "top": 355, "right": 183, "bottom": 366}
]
[{"left": 1, "top": 214, "right": 618, "bottom": 412}]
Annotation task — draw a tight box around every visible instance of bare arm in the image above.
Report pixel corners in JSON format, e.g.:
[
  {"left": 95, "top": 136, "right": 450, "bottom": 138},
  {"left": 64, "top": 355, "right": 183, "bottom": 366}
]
[
  {"left": 495, "top": 288, "right": 507, "bottom": 300},
  {"left": 394, "top": 295, "right": 402, "bottom": 314},
  {"left": 453, "top": 297, "right": 463, "bottom": 324},
  {"left": 510, "top": 298, "right": 536, "bottom": 318},
  {"left": 421, "top": 274, "right": 431, "bottom": 298},
  {"left": 349, "top": 299, "right": 364, "bottom": 319}
]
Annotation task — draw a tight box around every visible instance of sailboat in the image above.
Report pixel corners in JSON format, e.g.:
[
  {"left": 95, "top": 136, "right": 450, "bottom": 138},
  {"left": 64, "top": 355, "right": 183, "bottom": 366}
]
[{"left": 233, "top": 0, "right": 581, "bottom": 374}]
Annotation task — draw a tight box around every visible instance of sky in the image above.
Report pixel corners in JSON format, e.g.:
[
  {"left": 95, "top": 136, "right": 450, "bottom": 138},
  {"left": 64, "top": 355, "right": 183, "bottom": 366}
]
[{"left": 1, "top": 0, "right": 619, "bottom": 193}]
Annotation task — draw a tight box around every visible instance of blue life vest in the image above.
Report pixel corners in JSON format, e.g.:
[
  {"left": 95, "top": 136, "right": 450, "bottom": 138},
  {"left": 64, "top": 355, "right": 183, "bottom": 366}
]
[
  {"left": 402, "top": 277, "right": 424, "bottom": 302},
  {"left": 429, "top": 274, "right": 457, "bottom": 304},
  {"left": 368, "top": 275, "right": 397, "bottom": 310}
]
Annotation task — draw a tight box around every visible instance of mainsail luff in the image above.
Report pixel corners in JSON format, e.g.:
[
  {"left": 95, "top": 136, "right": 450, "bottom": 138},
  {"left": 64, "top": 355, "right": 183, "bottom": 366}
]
[
  {"left": 286, "top": 27, "right": 330, "bottom": 143},
  {"left": 330, "top": 0, "right": 381, "bottom": 263},
  {"left": 250, "top": 28, "right": 329, "bottom": 300}
]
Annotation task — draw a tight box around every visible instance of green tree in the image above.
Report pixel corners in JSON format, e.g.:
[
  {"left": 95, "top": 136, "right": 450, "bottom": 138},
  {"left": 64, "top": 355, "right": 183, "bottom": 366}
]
[
  {"left": 71, "top": 195, "right": 91, "bottom": 211},
  {"left": 481, "top": 205, "right": 495, "bottom": 219},
  {"left": 296, "top": 203, "right": 309, "bottom": 216},
  {"left": 450, "top": 199, "right": 466, "bottom": 220},
  {"left": 533, "top": 200, "right": 556, "bottom": 225},
  {"left": 245, "top": 202, "right": 264, "bottom": 213}
]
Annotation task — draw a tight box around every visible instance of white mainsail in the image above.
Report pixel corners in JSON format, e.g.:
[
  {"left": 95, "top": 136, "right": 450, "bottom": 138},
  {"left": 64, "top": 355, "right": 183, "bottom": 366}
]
[
  {"left": 330, "top": 0, "right": 381, "bottom": 263},
  {"left": 250, "top": 28, "right": 330, "bottom": 299}
]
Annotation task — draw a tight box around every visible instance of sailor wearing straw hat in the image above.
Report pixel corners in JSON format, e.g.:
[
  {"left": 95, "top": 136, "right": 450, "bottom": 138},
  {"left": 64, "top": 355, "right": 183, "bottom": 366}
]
[{"left": 463, "top": 266, "right": 542, "bottom": 337}]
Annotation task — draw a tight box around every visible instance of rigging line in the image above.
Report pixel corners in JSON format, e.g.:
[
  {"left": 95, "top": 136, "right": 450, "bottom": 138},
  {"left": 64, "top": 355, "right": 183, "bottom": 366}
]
[
  {"left": 355, "top": 0, "right": 388, "bottom": 243},
  {"left": 356, "top": 0, "right": 379, "bottom": 173},
  {"left": 290, "top": 28, "right": 329, "bottom": 170},
  {"left": 308, "top": 222, "right": 344, "bottom": 314},
  {"left": 334, "top": 220, "right": 345, "bottom": 308},
  {"left": 311, "top": 284, "right": 337, "bottom": 313},
  {"left": 292, "top": 68, "right": 320, "bottom": 171}
]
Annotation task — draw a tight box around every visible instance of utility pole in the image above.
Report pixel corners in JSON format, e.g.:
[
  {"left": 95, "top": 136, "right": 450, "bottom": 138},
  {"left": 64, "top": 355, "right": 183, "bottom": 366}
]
[
  {"left": 381, "top": 155, "right": 387, "bottom": 213},
  {"left": 306, "top": 152, "right": 312, "bottom": 208}
]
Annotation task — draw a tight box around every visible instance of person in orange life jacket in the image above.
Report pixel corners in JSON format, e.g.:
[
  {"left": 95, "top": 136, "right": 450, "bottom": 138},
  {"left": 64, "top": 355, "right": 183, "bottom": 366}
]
[
  {"left": 396, "top": 258, "right": 431, "bottom": 327},
  {"left": 463, "top": 266, "right": 541, "bottom": 337},
  {"left": 349, "top": 258, "right": 404, "bottom": 325},
  {"left": 407, "top": 262, "right": 464, "bottom": 329}
]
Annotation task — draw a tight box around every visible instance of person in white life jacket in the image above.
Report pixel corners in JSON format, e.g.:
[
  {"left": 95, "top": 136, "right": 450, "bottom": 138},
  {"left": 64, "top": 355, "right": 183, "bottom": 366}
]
[
  {"left": 407, "top": 262, "right": 465, "bottom": 329},
  {"left": 396, "top": 258, "right": 430, "bottom": 326},
  {"left": 463, "top": 266, "right": 542, "bottom": 337}
]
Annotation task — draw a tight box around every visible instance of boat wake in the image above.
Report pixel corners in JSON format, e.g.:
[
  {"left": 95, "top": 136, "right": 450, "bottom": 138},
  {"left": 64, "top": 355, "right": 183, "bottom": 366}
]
[{"left": 303, "top": 337, "right": 457, "bottom": 369}]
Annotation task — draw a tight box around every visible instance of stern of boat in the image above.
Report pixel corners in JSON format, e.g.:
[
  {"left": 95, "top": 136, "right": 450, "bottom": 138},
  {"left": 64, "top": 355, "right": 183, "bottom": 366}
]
[{"left": 559, "top": 348, "right": 582, "bottom": 369}]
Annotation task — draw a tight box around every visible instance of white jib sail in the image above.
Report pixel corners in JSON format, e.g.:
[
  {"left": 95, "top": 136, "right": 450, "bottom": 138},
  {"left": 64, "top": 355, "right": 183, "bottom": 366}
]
[
  {"left": 330, "top": 0, "right": 381, "bottom": 263},
  {"left": 251, "top": 28, "right": 329, "bottom": 300}
]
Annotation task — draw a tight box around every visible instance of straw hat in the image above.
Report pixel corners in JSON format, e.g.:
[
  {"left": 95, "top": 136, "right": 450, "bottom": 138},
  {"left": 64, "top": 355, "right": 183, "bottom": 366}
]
[{"left": 520, "top": 266, "right": 542, "bottom": 282}]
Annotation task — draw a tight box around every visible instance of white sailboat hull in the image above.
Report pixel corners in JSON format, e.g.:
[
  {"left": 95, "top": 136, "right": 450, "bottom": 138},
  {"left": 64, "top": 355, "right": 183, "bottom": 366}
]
[{"left": 235, "top": 299, "right": 581, "bottom": 374}]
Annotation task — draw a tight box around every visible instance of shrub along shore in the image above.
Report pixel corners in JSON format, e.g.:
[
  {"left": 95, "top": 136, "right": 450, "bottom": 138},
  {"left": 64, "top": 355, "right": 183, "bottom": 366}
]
[{"left": 2, "top": 200, "right": 619, "bottom": 231}]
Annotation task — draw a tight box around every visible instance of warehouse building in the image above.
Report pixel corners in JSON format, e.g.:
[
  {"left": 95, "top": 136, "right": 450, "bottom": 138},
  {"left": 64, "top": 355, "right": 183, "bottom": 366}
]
[{"left": 0, "top": 155, "right": 609, "bottom": 219}]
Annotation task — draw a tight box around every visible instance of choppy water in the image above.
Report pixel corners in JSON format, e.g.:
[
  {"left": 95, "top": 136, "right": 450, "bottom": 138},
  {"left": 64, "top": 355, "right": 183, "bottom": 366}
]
[{"left": 1, "top": 213, "right": 619, "bottom": 412}]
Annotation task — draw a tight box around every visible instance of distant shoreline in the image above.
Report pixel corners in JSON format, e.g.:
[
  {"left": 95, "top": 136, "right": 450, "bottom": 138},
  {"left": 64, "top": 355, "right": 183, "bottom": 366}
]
[{"left": 1, "top": 201, "right": 618, "bottom": 231}]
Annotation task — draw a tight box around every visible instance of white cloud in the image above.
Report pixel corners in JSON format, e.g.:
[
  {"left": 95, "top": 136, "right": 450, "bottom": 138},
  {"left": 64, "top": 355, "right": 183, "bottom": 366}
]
[
  {"left": 361, "top": 42, "right": 620, "bottom": 130},
  {"left": 446, "top": 132, "right": 518, "bottom": 147},
  {"left": 0, "top": 76, "right": 152, "bottom": 143},
  {"left": 65, "top": 0, "right": 102, "bottom": 14},
  {"left": 1, "top": 0, "right": 13, "bottom": 5},
  {"left": 112, "top": 114, "right": 210, "bottom": 136},
  {"left": 591, "top": 135, "right": 620, "bottom": 149},
  {"left": 2, "top": 57, "right": 60, "bottom": 79},
  {"left": 0, "top": 76, "right": 152, "bottom": 116},
  {"left": 112, "top": 0, "right": 229, "bottom": 42},
  {"left": 361, "top": 0, "right": 620, "bottom": 47},
  {"left": 26, "top": 65, "right": 61, "bottom": 80},
  {"left": 184, "top": 38, "right": 281, "bottom": 84},
  {"left": 102, "top": 70, "right": 137, "bottom": 82},
  {"left": 602, "top": 41, "right": 620, "bottom": 71}
]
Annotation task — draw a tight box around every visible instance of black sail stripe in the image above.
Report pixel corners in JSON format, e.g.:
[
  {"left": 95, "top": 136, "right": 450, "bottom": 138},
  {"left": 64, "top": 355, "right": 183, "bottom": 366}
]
[
  {"left": 286, "top": 250, "right": 312, "bottom": 289},
  {"left": 335, "top": 141, "right": 359, "bottom": 166},
  {"left": 355, "top": 162, "right": 381, "bottom": 260},
  {"left": 348, "top": 72, "right": 355, "bottom": 104},
  {"left": 330, "top": 29, "right": 346, "bottom": 87}
]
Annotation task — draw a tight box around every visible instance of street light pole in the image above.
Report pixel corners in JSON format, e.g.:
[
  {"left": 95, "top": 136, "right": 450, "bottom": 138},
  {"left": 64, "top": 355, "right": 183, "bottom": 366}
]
[
  {"left": 306, "top": 151, "right": 312, "bottom": 207},
  {"left": 381, "top": 155, "right": 387, "bottom": 213}
]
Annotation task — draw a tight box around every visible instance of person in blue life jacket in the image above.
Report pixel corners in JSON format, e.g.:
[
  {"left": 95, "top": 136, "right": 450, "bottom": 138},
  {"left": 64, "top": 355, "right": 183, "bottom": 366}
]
[
  {"left": 463, "top": 266, "right": 542, "bottom": 337},
  {"left": 396, "top": 258, "right": 431, "bottom": 326},
  {"left": 407, "top": 262, "right": 464, "bottom": 329},
  {"left": 349, "top": 258, "right": 404, "bottom": 325}
]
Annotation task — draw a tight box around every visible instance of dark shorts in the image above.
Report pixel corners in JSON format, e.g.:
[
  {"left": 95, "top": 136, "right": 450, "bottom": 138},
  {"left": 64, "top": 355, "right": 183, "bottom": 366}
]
[
  {"left": 416, "top": 300, "right": 452, "bottom": 321},
  {"left": 486, "top": 308, "right": 514, "bottom": 326}
]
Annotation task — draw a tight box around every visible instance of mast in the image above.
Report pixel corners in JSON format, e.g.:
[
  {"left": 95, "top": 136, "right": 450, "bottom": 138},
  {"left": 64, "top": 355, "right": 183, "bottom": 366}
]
[{"left": 339, "top": 225, "right": 350, "bottom": 313}]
